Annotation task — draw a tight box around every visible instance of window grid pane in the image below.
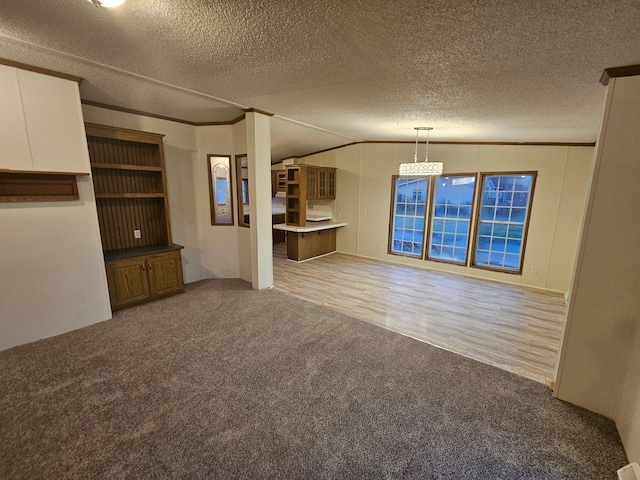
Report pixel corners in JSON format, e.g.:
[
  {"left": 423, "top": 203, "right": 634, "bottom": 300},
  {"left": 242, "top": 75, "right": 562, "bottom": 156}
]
[
  {"left": 473, "top": 173, "right": 534, "bottom": 272},
  {"left": 390, "top": 178, "right": 428, "bottom": 256},
  {"left": 428, "top": 175, "right": 476, "bottom": 263}
]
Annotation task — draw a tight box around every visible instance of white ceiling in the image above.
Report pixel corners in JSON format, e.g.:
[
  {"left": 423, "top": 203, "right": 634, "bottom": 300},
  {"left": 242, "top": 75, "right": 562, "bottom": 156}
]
[{"left": 1, "top": 0, "right": 639, "bottom": 162}]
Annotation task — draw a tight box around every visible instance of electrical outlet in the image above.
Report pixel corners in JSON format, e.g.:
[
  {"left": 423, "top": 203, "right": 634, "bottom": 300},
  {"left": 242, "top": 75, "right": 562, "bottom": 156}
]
[
  {"left": 134, "top": 229, "right": 141, "bottom": 239},
  {"left": 531, "top": 266, "right": 538, "bottom": 274}
]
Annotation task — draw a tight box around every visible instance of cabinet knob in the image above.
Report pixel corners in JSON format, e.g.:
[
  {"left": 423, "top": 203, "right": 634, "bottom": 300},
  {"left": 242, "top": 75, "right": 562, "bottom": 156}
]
[
  {"left": 141, "top": 264, "right": 146, "bottom": 272},
  {"left": 147, "top": 262, "right": 152, "bottom": 271}
]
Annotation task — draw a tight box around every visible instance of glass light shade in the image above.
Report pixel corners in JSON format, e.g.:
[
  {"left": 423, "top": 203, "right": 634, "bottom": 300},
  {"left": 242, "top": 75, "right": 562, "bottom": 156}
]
[
  {"left": 89, "top": 0, "right": 126, "bottom": 7},
  {"left": 398, "top": 161, "right": 444, "bottom": 176}
]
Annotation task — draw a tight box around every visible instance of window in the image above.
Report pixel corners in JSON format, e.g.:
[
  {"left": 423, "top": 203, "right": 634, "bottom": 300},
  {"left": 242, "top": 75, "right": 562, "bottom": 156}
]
[
  {"left": 389, "top": 177, "right": 428, "bottom": 256},
  {"left": 235, "top": 154, "right": 250, "bottom": 227},
  {"left": 428, "top": 175, "right": 476, "bottom": 264},
  {"left": 207, "top": 155, "right": 234, "bottom": 225},
  {"left": 388, "top": 170, "right": 536, "bottom": 272},
  {"left": 473, "top": 173, "right": 535, "bottom": 272}
]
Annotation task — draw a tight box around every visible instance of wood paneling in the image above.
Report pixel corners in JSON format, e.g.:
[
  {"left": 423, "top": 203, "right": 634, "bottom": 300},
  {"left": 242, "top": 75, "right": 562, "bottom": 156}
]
[
  {"left": 86, "top": 123, "right": 171, "bottom": 252},
  {"left": 95, "top": 198, "right": 168, "bottom": 251}
]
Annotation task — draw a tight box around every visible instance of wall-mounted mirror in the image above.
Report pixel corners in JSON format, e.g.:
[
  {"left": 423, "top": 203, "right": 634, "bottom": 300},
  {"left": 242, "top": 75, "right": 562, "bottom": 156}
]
[
  {"left": 236, "top": 154, "right": 250, "bottom": 227},
  {"left": 207, "top": 155, "right": 234, "bottom": 225}
]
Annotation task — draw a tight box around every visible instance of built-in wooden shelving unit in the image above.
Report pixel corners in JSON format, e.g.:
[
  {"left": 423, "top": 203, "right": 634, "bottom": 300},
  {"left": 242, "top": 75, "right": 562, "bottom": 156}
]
[{"left": 85, "top": 123, "right": 184, "bottom": 310}]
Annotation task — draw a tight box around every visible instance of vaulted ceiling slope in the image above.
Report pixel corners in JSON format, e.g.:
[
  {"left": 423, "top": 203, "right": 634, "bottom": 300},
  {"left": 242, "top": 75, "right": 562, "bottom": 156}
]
[{"left": 1, "top": 0, "right": 639, "bottom": 161}]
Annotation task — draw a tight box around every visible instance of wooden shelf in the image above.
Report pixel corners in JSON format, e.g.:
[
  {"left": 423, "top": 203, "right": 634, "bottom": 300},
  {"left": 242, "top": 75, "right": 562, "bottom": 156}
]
[
  {"left": 0, "top": 172, "right": 78, "bottom": 202},
  {"left": 95, "top": 193, "right": 165, "bottom": 199},
  {"left": 90, "top": 163, "right": 163, "bottom": 172}
]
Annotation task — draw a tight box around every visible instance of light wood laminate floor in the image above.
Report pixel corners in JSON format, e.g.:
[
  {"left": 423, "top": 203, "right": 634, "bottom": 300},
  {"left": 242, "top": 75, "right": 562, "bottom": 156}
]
[{"left": 272, "top": 244, "right": 567, "bottom": 385}]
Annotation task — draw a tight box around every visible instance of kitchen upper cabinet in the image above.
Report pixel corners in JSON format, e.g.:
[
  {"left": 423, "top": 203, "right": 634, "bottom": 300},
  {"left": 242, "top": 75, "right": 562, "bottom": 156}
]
[
  {"left": 0, "top": 64, "right": 90, "bottom": 174},
  {"left": 306, "top": 167, "right": 317, "bottom": 199},
  {"left": 317, "top": 167, "right": 336, "bottom": 199},
  {"left": 305, "top": 166, "right": 336, "bottom": 200},
  {"left": 0, "top": 65, "right": 31, "bottom": 171},
  {"left": 18, "top": 69, "right": 89, "bottom": 174}
]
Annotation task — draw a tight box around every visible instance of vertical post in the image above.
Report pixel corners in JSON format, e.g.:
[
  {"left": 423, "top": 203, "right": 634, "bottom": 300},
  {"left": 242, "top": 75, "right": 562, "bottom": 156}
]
[{"left": 245, "top": 111, "right": 273, "bottom": 290}]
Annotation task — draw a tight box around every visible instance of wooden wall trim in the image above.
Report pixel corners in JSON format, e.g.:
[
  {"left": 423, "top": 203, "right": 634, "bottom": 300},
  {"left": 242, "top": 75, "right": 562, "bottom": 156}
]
[
  {"left": 194, "top": 114, "right": 245, "bottom": 126},
  {"left": 278, "top": 140, "right": 596, "bottom": 163},
  {"left": 82, "top": 100, "right": 197, "bottom": 126},
  {"left": 600, "top": 64, "right": 640, "bottom": 86},
  {"left": 82, "top": 100, "right": 246, "bottom": 127},
  {"left": 243, "top": 108, "right": 274, "bottom": 117},
  {"left": 0, "top": 58, "right": 83, "bottom": 83},
  {"left": 85, "top": 122, "right": 165, "bottom": 144}
]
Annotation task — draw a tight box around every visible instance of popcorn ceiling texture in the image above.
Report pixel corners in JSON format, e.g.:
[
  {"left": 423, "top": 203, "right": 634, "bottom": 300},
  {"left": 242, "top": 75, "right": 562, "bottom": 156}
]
[{"left": 0, "top": 0, "right": 639, "bottom": 160}]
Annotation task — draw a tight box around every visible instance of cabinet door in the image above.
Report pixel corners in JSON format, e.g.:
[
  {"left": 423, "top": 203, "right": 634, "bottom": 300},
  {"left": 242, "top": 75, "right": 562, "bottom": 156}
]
[
  {"left": 147, "top": 251, "right": 184, "bottom": 297},
  {"left": 306, "top": 167, "right": 317, "bottom": 199},
  {"left": 317, "top": 168, "right": 328, "bottom": 198},
  {"left": 105, "top": 258, "right": 150, "bottom": 309},
  {"left": 0, "top": 65, "right": 32, "bottom": 171},
  {"left": 327, "top": 169, "right": 336, "bottom": 199},
  {"left": 17, "top": 69, "right": 90, "bottom": 174}
]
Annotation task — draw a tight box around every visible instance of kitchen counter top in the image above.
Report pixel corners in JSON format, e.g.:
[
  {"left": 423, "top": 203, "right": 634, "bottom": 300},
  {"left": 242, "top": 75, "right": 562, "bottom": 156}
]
[{"left": 273, "top": 222, "right": 346, "bottom": 233}]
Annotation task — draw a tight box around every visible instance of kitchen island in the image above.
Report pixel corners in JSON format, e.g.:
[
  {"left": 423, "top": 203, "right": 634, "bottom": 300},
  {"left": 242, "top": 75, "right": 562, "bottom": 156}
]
[{"left": 273, "top": 221, "right": 346, "bottom": 261}]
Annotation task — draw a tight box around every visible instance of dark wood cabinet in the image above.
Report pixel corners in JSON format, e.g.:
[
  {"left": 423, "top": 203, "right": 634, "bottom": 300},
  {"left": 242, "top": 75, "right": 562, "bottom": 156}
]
[
  {"left": 105, "top": 249, "right": 183, "bottom": 310},
  {"left": 306, "top": 166, "right": 336, "bottom": 200},
  {"left": 306, "top": 167, "right": 317, "bottom": 199},
  {"left": 286, "top": 229, "right": 337, "bottom": 261},
  {"left": 86, "top": 123, "right": 184, "bottom": 310},
  {"left": 272, "top": 213, "right": 286, "bottom": 244},
  {"left": 286, "top": 165, "right": 337, "bottom": 226}
]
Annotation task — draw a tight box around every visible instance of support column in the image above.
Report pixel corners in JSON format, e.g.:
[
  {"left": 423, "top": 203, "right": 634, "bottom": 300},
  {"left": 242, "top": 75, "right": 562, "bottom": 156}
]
[{"left": 245, "top": 110, "right": 273, "bottom": 290}]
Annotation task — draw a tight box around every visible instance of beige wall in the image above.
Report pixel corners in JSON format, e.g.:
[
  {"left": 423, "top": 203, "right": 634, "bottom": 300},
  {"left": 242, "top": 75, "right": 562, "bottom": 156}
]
[
  {"left": 300, "top": 142, "right": 592, "bottom": 292},
  {"left": 0, "top": 177, "right": 112, "bottom": 351},
  {"left": 555, "top": 75, "right": 640, "bottom": 462},
  {"left": 196, "top": 124, "right": 241, "bottom": 279}
]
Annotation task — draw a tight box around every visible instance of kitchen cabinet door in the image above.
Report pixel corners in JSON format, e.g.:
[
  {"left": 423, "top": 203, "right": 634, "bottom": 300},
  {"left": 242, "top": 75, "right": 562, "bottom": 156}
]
[
  {"left": 105, "top": 257, "right": 150, "bottom": 309},
  {"left": 18, "top": 69, "right": 90, "bottom": 174},
  {"left": 0, "top": 65, "right": 32, "bottom": 171},
  {"left": 147, "top": 251, "right": 184, "bottom": 297},
  {"left": 306, "top": 167, "right": 318, "bottom": 199}
]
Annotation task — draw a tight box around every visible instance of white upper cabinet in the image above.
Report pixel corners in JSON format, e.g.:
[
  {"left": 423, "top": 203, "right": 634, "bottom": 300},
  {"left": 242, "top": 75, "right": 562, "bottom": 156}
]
[
  {"left": 0, "top": 64, "right": 32, "bottom": 171},
  {"left": 0, "top": 64, "right": 90, "bottom": 174}
]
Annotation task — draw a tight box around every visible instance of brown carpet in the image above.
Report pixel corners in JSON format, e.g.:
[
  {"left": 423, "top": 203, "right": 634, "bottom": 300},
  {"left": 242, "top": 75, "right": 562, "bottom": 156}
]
[{"left": 0, "top": 278, "right": 628, "bottom": 479}]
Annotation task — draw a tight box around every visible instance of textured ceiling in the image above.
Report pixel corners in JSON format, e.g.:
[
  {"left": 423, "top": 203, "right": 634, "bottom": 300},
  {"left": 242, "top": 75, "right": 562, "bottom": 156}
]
[{"left": 1, "top": 0, "right": 639, "bottom": 161}]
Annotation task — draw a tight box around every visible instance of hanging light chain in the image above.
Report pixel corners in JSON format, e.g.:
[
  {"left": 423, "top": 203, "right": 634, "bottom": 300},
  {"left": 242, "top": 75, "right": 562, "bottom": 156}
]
[
  {"left": 424, "top": 127, "right": 430, "bottom": 163},
  {"left": 413, "top": 127, "right": 433, "bottom": 164}
]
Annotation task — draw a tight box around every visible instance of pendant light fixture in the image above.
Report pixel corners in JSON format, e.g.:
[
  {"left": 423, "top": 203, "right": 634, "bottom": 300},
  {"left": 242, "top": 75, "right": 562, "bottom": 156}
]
[
  {"left": 398, "top": 127, "right": 443, "bottom": 176},
  {"left": 88, "top": 0, "right": 126, "bottom": 7}
]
